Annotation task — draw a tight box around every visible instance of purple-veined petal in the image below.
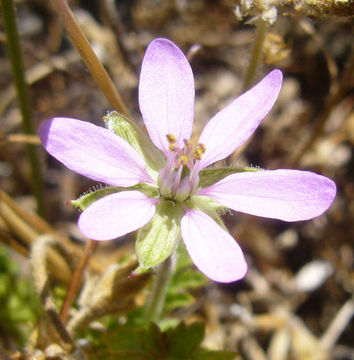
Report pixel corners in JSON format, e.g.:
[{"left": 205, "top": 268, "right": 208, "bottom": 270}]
[
  {"left": 199, "top": 70, "right": 283, "bottom": 169},
  {"left": 181, "top": 209, "right": 247, "bottom": 283},
  {"left": 139, "top": 38, "right": 194, "bottom": 154},
  {"left": 78, "top": 191, "right": 157, "bottom": 241},
  {"left": 39, "top": 117, "right": 152, "bottom": 186},
  {"left": 198, "top": 169, "right": 336, "bottom": 221}
]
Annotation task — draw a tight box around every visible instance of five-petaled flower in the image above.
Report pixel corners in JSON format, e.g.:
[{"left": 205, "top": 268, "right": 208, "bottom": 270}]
[{"left": 39, "top": 38, "right": 336, "bottom": 283}]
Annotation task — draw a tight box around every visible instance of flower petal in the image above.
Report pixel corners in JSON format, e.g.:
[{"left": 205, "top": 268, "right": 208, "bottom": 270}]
[
  {"left": 199, "top": 70, "right": 283, "bottom": 168},
  {"left": 39, "top": 117, "right": 152, "bottom": 186},
  {"left": 139, "top": 38, "right": 194, "bottom": 154},
  {"left": 78, "top": 191, "right": 157, "bottom": 241},
  {"left": 181, "top": 209, "right": 247, "bottom": 283},
  {"left": 198, "top": 169, "right": 336, "bottom": 221}
]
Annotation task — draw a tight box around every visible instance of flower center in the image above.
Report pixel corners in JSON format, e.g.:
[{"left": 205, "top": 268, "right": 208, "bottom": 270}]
[{"left": 158, "top": 134, "right": 205, "bottom": 202}]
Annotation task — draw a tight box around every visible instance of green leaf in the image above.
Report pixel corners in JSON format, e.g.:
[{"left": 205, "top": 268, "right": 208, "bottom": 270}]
[
  {"left": 135, "top": 200, "right": 184, "bottom": 273},
  {"left": 162, "top": 243, "right": 208, "bottom": 313},
  {"left": 0, "top": 245, "right": 40, "bottom": 345},
  {"left": 139, "top": 323, "right": 166, "bottom": 354},
  {"left": 199, "top": 167, "right": 259, "bottom": 188},
  {"left": 169, "top": 271, "right": 208, "bottom": 293},
  {"left": 71, "top": 183, "right": 158, "bottom": 210},
  {"left": 82, "top": 318, "right": 238, "bottom": 360},
  {"left": 168, "top": 322, "right": 204, "bottom": 357},
  {"left": 165, "top": 292, "right": 194, "bottom": 311},
  {"left": 159, "top": 317, "right": 180, "bottom": 331},
  {"left": 100, "top": 321, "right": 141, "bottom": 351},
  {"left": 175, "top": 242, "right": 194, "bottom": 271},
  {"left": 111, "top": 351, "right": 149, "bottom": 360}
]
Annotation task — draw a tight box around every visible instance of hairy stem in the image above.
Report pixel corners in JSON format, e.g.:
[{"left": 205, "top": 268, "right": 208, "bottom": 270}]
[
  {"left": 1, "top": 0, "right": 44, "bottom": 215},
  {"left": 144, "top": 253, "right": 176, "bottom": 324},
  {"left": 243, "top": 17, "right": 268, "bottom": 91}
]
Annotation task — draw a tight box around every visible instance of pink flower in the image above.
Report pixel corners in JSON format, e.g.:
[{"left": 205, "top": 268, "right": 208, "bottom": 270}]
[{"left": 39, "top": 38, "right": 336, "bottom": 283}]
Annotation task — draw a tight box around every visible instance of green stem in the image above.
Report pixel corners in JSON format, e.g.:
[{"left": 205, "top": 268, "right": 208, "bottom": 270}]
[
  {"left": 243, "top": 17, "right": 268, "bottom": 92},
  {"left": 144, "top": 253, "right": 176, "bottom": 324},
  {"left": 1, "top": 0, "right": 44, "bottom": 215}
]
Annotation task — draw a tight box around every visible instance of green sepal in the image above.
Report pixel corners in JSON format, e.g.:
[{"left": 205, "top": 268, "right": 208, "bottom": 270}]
[
  {"left": 71, "top": 183, "right": 159, "bottom": 211},
  {"left": 187, "top": 195, "right": 228, "bottom": 231},
  {"left": 103, "top": 111, "right": 165, "bottom": 178},
  {"left": 198, "top": 166, "right": 259, "bottom": 188},
  {"left": 135, "top": 200, "right": 184, "bottom": 274}
]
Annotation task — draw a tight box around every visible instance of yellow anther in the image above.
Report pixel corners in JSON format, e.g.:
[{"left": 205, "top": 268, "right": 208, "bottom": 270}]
[
  {"left": 169, "top": 143, "right": 177, "bottom": 152},
  {"left": 197, "top": 143, "right": 206, "bottom": 154},
  {"left": 183, "top": 139, "right": 192, "bottom": 148},
  {"left": 193, "top": 150, "right": 202, "bottom": 160},
  {"left": 177, "top": 155, "right": 188, "bottom": 166},
  {"left": 193, "top": 143, "right": 206, "bottom": 160},
  {"left": 166, "top": 134, "right": 177, "bottom": 144}
]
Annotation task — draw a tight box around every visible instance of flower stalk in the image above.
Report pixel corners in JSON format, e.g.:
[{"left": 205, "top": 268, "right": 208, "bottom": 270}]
[
  {"left": 144, "top": 251, "right": 176, "bottom": 324},
  {"left": 1, "top": 0, "right": 44, "bottom": 215}
]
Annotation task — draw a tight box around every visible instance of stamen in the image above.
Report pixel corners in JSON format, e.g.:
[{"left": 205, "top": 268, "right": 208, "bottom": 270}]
[
  {"left": 169, "top": 143, "right": 178, "bottom": 152},
  {"left": 159, "top": 170, "right": 176, "bottom": 198},
  {"left": 193, "top": 150, "right": 201, "bottom": 160},
  {"left": 177, "top": 155, "right": 188, "bottom": 167},
  {"left": 183, "top": 139, "right": 192, "bottom": 148},
  {"left": 197, "top": 143, "right": 206, "bottom": 154},
  {"left": 190, "top": 159, "right": 201, "bottom": 193},
  {"left": 175, "top": 176, "right": 193, "bottom": 202},
  {"left": 164, "top": 150, "right": 177, "bottom": 175},
  {"left": 172, "top": 165, "right": 183, "bottom": 196},
  {"left": 193, "top": 143, "right": 206, "bottom": 160},
  {"left": 159, "top": 134, "right": 207, "bottom": 201},
  {"left": 166, "top": 134, "right": 177, "bottom": 144}
]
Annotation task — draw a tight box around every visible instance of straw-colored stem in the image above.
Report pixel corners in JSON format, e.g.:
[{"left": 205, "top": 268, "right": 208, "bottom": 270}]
[
  {"left": 1, "top": 0, "right": 44, "bottom": 215},
  {"left": 0, "top": 197, "right": 72, "bottom": 283},
  {"left": 243, "top": 17, "right": 268, "bottom": 91},
  {"left": 50, "top": 0, "right": 132, "bottom": 120},
  {"left": 60, "top": 239, "right": 98, "bottom": 324},
  {"left": 3, "top": 134, "right": 41, "bottom": 145},
  {"left": 0, "top": 189, "right": 104, "bottom": 282}
]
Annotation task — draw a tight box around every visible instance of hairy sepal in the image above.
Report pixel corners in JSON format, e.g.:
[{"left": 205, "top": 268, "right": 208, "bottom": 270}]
[
  {"left": 104, "top": 111, "right": 165, "bottom": 178},
  {"left": 198, "top": 166, "right": 259, "bottom": 188},
  {"left": 72, "top": 183, "right": 158, "bottom": 211},
  {"left": 135, "top": 200, "right": 184, "bottom": 274},
  {"left": 187, "top": 195, "right": 228, "bottom": 231}
]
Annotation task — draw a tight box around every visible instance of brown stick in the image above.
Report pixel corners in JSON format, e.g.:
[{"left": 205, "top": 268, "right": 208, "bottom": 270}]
[
  {"left": 60, "top": 239, "right": 98, "bottom": 324},
  {"left": 50, "top": 0, "right": 132, "bottom": 120},
  {"left": 0, "top": 189, "right": 104, "bottom": 281}
]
